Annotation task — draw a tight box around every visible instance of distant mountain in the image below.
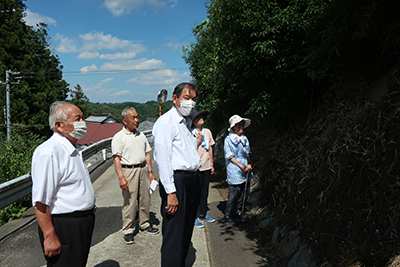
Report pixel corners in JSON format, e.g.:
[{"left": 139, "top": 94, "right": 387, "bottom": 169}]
[{"left": 87, "top": 100, "right": 173, "bottom": 122}]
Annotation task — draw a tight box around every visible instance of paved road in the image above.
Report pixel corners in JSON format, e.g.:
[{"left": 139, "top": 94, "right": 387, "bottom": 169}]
[{"left": 0, "top": 158, "right": 268, "bottom": 267}]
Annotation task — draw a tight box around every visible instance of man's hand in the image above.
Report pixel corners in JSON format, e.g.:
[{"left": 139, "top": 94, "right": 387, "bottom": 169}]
[
  {"left": 34, "top": 202, "right": 62, "bottom": 258},
  {"left": 43, "top": 230, "right": 62, "bottom": 257},
  {"left": 149, "top": 171, "right": 156, "bottom": 182},
  {"left": 119, "top": 177, "right": 129, "bottom": 191},
  {"left": 165, "top": 193, "right": 178, "bottom": 215}
]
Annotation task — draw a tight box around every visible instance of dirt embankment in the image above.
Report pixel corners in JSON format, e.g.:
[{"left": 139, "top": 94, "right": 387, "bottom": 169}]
[{"left": 240, "top": 72, "right": 400, "bottom": 266}]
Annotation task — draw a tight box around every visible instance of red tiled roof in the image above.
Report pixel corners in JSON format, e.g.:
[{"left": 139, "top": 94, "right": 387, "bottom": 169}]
[{"left": 78, "top": 122, "right": 123, "bottom": 146}]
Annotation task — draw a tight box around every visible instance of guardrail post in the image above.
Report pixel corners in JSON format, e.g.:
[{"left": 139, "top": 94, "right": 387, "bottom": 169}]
[{"left": 102, "top": 149, "right": 107, "bottom": 161}]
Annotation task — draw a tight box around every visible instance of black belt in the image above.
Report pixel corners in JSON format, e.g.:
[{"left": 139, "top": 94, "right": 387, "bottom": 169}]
[
  {"left": 122, "top": 162, "right": 146, "bottom": 168},
  {"left": 174, "top": 170, "right": 199, "bottom": 175},
  {"left": 52, "top": 206, "right": 96, "bottom": 218}
]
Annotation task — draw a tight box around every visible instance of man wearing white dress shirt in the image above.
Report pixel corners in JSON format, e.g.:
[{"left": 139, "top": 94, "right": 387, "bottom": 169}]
[
  {"left": 153, "top": 82, "right": 202, "bottom": 267},
  {"left": 31, "top": 101, "right": 96, "bottom": 267}
]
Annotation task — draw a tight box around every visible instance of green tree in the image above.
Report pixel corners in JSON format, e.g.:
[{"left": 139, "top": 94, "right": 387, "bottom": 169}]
[
  {"left": 0, "top": 0, "right": 69, "bottom": 133},
  {"left": 69, "top": 84, "right": 89, "bottom": 117},
  {"left": 184, "top": 0, "right": 400, "bottom": 129},
  {"left": 184, "top": 0, "right": 324, "bottom": 128}
]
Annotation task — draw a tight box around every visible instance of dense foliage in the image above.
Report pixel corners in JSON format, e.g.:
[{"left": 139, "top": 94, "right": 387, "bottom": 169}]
[
  {"left": 0, "top": 129, "right": 44, "bottom": 226},
  {"left": 0, "top": 0, "right": 69, "bottom": 133},
  {"left": 184, "top": 0, "right": 400, "bottom": 129},
  {"left": 0, "top": 128, "right": 44, "bottom": 183}
]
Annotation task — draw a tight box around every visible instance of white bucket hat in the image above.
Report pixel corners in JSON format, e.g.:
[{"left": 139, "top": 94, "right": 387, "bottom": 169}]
[{"left": 228, "top": 115, "right": 251, "bottom": 132}]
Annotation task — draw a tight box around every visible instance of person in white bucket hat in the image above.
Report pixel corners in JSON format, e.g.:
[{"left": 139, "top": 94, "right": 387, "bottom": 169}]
[{"left": 223, "top": 114, "right": 254, "bottom": 223}]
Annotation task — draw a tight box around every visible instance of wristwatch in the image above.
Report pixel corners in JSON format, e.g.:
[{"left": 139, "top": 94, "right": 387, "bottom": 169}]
[{"left": 149, "top": 170, "right": 153, "bottom": 173}]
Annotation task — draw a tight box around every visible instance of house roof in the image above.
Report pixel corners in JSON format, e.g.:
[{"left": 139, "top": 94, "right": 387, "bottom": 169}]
[
  {"left": 78, "top": 122, "right": 123, "bottom": 146},
  {"left": 85, "top": 113, "right": 119, "bottom": 124},
  {"left": 78, "top": 117, "right": 156, "bottom": 146}
]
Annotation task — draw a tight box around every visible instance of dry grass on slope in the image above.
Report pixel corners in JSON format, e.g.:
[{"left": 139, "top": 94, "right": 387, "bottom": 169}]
[{"left": 249, "top": 89, "right": 400, "bottom": 266}]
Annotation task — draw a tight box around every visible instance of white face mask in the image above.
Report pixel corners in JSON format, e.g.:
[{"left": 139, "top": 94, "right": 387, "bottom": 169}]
[
  {"left": 64, "top": 121, "right": 87, "bottom": 140},
  {"left": 178, "top": 100, "right": 196, "bottom": 116}
]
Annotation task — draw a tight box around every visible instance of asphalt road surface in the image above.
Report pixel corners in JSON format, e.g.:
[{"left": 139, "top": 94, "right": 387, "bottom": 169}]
[{"left": 0, "top": 157, "right": 269, "bottom": 267}]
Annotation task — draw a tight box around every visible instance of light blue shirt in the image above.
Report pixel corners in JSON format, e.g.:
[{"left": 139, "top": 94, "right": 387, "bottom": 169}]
[
  {"left": 224, "top": 133, "right": 254, "bottom": 185},
  {"left": 153, "top": 106, "right": 202, "bottom": 194}
]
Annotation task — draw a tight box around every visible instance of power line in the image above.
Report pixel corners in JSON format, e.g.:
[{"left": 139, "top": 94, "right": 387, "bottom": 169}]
[{"left": 12, "top": 67, "right": 189, "bottom": 79}]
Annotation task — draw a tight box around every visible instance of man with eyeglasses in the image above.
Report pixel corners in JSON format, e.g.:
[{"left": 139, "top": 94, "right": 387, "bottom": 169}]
[{"left": 112, "top": 107, "right": 159, "bottom": 245}]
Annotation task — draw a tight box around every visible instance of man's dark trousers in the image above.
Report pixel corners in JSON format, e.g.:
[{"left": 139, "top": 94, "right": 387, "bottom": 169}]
[
  {"left": 38, "top": 213, "right": 95, "bottom": 267},
  {"left": 159, "top": 171, "right": 200, "bottom": 267}
]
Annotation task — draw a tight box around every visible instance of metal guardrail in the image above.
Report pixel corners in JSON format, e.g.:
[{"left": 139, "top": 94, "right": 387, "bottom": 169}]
[{"left": 0, "top": 130, "right": 152, "bottom": 210}]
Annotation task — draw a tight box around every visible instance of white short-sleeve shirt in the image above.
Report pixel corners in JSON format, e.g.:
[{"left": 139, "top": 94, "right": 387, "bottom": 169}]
[{"left": 31, "top": 132, "right": 96, "bottom": 214}]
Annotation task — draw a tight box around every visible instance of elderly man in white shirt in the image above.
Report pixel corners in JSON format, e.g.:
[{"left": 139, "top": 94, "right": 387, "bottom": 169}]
[
  {"left": 31, "top": 101, "right": 96, "bottom": 267},
  {"left": 153, "top": 82, "right": 202, "bottom": 267},
  {"left": 112, "top": 107, "right": 159, "bottom": 245}
]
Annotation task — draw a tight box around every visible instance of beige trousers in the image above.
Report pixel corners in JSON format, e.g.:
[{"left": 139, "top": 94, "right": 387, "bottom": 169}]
[{"left": 121, "top": 165, "right": 151, "bottom": 234}]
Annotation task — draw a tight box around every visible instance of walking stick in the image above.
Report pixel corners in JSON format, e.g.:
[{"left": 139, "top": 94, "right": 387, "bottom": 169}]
[{"left": 241, "top": 172, "right": 249, "bottom": 221}]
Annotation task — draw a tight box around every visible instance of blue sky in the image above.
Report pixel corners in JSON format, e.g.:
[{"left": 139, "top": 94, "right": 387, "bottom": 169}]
[{"left": 22, "top": 0, "right": 208, "bottom": 103}]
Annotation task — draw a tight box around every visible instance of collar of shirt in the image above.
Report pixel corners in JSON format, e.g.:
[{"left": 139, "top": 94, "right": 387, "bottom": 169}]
[
  {"left": 53, "top": 132, "right": 81, "bottom": 156},
  {"left": 172, "top": 106, "right": 192, "bottom": 129},
  {"left": 122, "top": 127, "right": 140, "bottom": 136}
]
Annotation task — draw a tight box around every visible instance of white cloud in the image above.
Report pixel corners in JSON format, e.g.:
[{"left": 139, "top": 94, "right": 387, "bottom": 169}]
[
  {"left": 95, "top": 78, "right": 114, "bottom": 89},
  {"left": 99, "top": 52, "right": 138, "bottom": 60},
  {"left": 100, "top": 58, "right": 164, "bottom": 71},
  {"left": 23, "top": 10, "right": 57, "bottom": 27},
  {"left": 55, "top": 31, "right": 147, "bottom": 62},
  {"left": 165, "top": 41, "right": 181, "bottom": 52},
  {"left": 147, "top": 0, "right": 167, "bottom": 9},
  {"left": 168, "top": 0, "right": 178, "bottom": 8},
  {"left": 80, "top": 64, "right": 99, "bottom": 72},
  {"left": 102, "top": 0, "right": 145, "bottom": 16},
  {"left": 102, "top": 0, "right": 174, "bottom": 16},
  {"left": 127, "top": 69, "right": 189, "bottom": 86},
  {"left": 113, "top": 90, "right": 132, "bottom": 96},
  {"left": 80, "top": 31, "right": 145, "bottom": 52},
  {"left": 77, "top": 51, "right": 100, "bottom": 59},
  {"left": 54, "top": 34, "right": 78, "bottom": 53}
]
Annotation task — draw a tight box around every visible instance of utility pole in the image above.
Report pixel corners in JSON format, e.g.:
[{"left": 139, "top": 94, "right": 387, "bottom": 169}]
[
  {"left": 0, "top": 70, "right": 21, "bottom": 142},
  {"left": 5, "top": 70, "right": 11, "bottom": 141}
]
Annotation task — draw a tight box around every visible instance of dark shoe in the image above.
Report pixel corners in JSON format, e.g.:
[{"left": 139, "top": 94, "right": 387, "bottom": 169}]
[
  {"left": 140, "top": 226, "right": 160, "bottom": 235},
  {"left": 241, "top": 214, "right": 249, "bottom": 221},
  {"left": 123, "top": 233, "right": 135, "bottom": 244},
  {"left": 224, "top": 216, "right": 237, "bottom": 224}
]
